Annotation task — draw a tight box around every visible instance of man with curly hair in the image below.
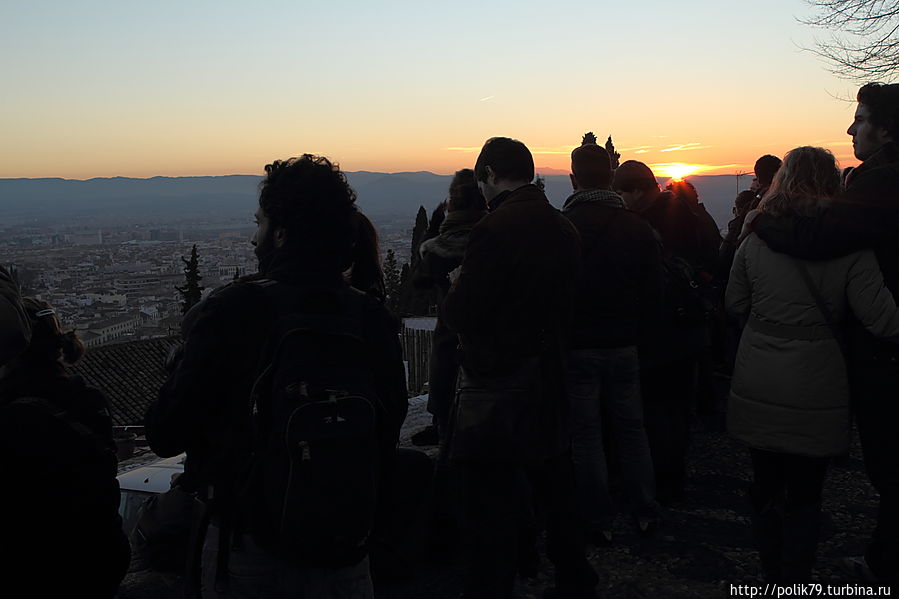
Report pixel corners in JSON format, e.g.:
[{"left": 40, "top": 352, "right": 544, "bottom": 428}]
[{"left": 146, "top": 155, "right": 408, "bottom": 598}]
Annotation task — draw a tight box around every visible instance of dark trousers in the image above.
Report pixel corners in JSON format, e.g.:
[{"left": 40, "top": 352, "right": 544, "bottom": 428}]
[
  {"left": 750, "top": 449, "right": 828, "bottom": 512},
  {"left": 459, "top": 452, "right": 597, "bottom": 599},
  {"left": 749, "top": 448, "right": 829, "bottom": 583},
  {"left": 641, "top": 358, "right": 696, "bottom": 504},
  {"left": 852, "top": 359, "right": 899, "bottom": 582}
]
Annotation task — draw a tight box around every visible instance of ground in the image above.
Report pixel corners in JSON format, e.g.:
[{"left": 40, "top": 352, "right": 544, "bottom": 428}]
[{"left": 118, "top": 396, "right": 886, "bottom": 599}]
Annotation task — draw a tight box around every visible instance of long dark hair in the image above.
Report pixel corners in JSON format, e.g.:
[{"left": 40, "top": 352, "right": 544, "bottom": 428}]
[{"left": 347, "top": 212, "right": 386, "bottom": 302}]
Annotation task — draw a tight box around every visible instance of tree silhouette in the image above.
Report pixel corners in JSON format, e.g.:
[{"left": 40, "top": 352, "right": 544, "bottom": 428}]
[
  {"left": 606, "top": 136, "right": 621, "bottom": 169},
  {"left": 534, "top": 174, "right": 546, "bottom": 192},
  {"left": 802, "top": 0, "right": 899, "bottom": 80},
  {"left": 383, "top": 249, "right": 402, "bottom": 316},
  {"left": 175, "top": 244, "right": 204, "bottom": 314},
  {"left": 582, "top": 131, "right": 598, "bottom": 145}
]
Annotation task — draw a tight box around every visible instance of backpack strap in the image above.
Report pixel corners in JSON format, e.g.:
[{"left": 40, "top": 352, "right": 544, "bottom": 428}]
[{"left": 795, "top": 261, "right": 849, "bottom": 364}]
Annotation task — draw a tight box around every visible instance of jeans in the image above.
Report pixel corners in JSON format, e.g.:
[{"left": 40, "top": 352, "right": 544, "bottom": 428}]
[
  {"left": 566, "top": 346, "right": 658, "bottom": 531},
  {"left": 201, "top": 525, "right": 374, "bottom": 599}
]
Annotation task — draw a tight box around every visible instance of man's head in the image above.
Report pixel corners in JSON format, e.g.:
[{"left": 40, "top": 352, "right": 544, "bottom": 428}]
[
  {"left": 612, "top": 160, "right": 660, "bottom": 210},
  {"left": 253, "top": 154, "right": 357, "bottom": 272},
  {"left": 849, "top": 83, "right": 899, "bottom": 161},
  {"left": 570, "top": 143, "right": 612, "bottom": 191},
  {"left": 753, "top": 155, "right": 782, "bottom": 190},
  {"left": 473, "top": 137, "right": 535, "bottom": 202}
]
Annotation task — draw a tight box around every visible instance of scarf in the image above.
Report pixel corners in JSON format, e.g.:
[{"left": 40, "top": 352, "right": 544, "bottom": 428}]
[{"left": 562, "top": 189, "right": 625, "bottom": 212}]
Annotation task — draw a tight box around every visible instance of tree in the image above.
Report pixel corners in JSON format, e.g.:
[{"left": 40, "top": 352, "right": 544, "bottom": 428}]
[
  {"left": 582, "top": 131, "right": 598, "bottom": 145},
  {"left": 801, "top": 0, "right": 899, "bottom": 80},
  {"left": 534, "top": 174, "right": 546, "bottom": 192},
  {"left": 175, "top": 244, "right": 204, "bottom": 314},
  {"left": 605, "top": 136, "right": 621, "bottom": 169},
  {"left": 383, "top": 249, "right": 402, "bottom": 316}
]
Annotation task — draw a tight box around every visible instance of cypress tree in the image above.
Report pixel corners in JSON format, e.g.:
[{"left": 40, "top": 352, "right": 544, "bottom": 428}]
[
  {"left": 606, "top": 135, "right": 621, "bottom": 169},
  {"left": 384, "top": 249, "right": 402, "bottom": 316},
  {"left": 175, "top": 244, "right": 204, "bottom": 314}
]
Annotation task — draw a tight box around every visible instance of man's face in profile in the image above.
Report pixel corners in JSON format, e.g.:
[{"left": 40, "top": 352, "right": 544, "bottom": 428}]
[
  {"left": 251, "top": 206, "right": 277, "bottom": 263},
  {"left": 848, "top": 103, "right": 891, "bottom": 161}
]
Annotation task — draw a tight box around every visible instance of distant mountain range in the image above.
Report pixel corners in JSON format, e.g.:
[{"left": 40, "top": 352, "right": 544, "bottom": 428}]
[{"left": 0, "top": 172, "right": 746, "bottom": 230}]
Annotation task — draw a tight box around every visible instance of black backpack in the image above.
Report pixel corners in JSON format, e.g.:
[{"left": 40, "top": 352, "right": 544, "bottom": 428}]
[
  {"left": 236, "top": 280, "right": 383, "bottom": 566},
  {"left": 660, "top": 255, "right": 719, "bottom": 324}
]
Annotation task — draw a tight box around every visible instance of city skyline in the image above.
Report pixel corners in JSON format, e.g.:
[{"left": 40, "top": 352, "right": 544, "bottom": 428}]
[{"left": 2, "top": 1, "right": 867, "bottom": 180}]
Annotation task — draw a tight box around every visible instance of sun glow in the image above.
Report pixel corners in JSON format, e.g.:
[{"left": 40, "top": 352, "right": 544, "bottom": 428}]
[{"left": 653, "top": 163, "right": 704, "bottom": 180}]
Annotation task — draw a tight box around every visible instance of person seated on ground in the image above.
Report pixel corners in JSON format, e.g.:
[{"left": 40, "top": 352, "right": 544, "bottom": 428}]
[
  {"left": 0, "top": 298, "right": 130, "bottom": 598},
  {"left": 726, "top": 146, "right": 899, "bottom": 583}
]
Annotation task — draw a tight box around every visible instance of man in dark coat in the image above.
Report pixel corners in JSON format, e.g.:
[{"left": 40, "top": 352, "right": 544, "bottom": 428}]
[
  {"left": 443, "top": 137, "right": 596, "bottom": 599},
  {"left": 562, "top": 143, "right": 662, "bottom": 544},
  {"left": 612, "top": 160, "right": 717, "bottom": 504},
  {"left": 145, "top": 155, "right": 408, "bottom": 597},
  {"left": 751, "top": 82, "right": 899, "bottom": 583}
]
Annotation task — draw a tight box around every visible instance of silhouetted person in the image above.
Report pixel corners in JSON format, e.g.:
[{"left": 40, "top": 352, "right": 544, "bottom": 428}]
[
  {"left": 145, "top": 155, "right": 408, "bottom": 598},
  {"left": 0, "top": 298, "right": 130, "bottom": 598},
  {"left": 0, "top": 265, "right": 30, "bottom": 365},
  {"left": 444, "top": 137, "right": 597, "bottom": 599},
  {"left": 613, "top": 160, "right": 716, "bottom": 504},
  {"left": 727, "top": 146, "right": 899, "bottom": 582},
  {"left": 412, "top": 169, "right": 486, "bottom": 442},
  {"left": 719, "top": 155, "right": 782, "bottom": 280},
  {"left": 751, "top": 82, "right": 899, "bottom": 583},
  {"left": 562, "top": 143, "right": 662, "bottom": 544}
]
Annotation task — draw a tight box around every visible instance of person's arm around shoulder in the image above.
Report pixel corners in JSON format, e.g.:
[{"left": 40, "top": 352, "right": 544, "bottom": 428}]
[
  {"left": 846, "top": 250, "right": 899, "bottom": 338},
  {"left": 0, "top": 266, "right": 30, "bottom": 366},
  {"left": 725, "top": 235, "right": 753, "bottom": 317},
  {"left": 753, "top": 197, "right": 879, "bottom": 260}
]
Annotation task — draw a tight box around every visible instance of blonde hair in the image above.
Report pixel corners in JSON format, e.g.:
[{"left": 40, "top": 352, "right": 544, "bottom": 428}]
[{"left": 758, "top": 146, "right": 840, "bottom": 216}]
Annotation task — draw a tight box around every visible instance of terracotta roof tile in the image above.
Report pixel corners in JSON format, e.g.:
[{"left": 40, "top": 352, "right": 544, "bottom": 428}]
[{"left": 67, "top": 337, "right": 178, "bottom": 426}]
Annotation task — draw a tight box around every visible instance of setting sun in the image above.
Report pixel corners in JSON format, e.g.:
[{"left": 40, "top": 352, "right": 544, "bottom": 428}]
[{"left": 652, "top": 163, "right": 705, "bottom": 180}]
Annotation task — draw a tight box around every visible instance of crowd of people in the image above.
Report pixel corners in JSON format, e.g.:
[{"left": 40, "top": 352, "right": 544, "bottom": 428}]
[{"left": 0, "top": 81, "right": 897, "bottom": 598}]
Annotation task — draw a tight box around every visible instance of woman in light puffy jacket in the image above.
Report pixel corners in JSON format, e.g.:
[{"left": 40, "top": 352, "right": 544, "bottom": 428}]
[{"left": 726, "top": 146, "right": 899, "bottom": 583}]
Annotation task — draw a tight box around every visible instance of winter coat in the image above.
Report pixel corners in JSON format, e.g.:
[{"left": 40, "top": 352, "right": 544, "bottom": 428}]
[
  {"left": 725, "top": 232, "right": 899, "bottom": 456},
  {"left": 635, "top": 190, "right": 716, "bottom": 366},
  {"left": 0, "top": 266, "right": 30, "bottom": 366},
  {"left": 0, "top": 365, "right": 130, "bottom": 596},
  {"left": 444, "top": 184, "right": 582, "bottom": 376},
  {"left": 753, "top": 142, "right": 899, "bottom": 363},
  {"left": 411, "top": 209, "right": 485, "bottom": 426},
  {"left": 145, "top": 250, "right": 409, "bottom": 499},
  {"left": 443, "top": 183, "right": 581, "bottom": 459},
  {"left": 562, "top": 189, "right": 662, "bottom": 349}
]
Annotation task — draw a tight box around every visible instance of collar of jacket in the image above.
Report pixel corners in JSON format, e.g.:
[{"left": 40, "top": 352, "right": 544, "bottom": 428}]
[
  {"left": 562, "top": 188, "right": 625, "bottom": 212},
  {"left": 258, "top": 249, "right": 345, "bottom": 286},
  {"left": 850, "top": 141, "right": 899, "bottom": 183},
  {"left": 488, "top": 183, "right": 546, "bottom": 212},
  {"left": 438, "top": 209, "right": 487, "bottom": 235}
]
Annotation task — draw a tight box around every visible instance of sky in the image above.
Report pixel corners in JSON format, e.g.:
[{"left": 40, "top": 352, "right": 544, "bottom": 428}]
[{"left": 0, "top": 0, "right": 870, "bottom": 180}]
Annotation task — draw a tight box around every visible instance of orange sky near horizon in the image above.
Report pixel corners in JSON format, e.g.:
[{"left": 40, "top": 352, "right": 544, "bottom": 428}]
[{"left": 0, "top": 1, "right": 868, "bottom": 181}]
